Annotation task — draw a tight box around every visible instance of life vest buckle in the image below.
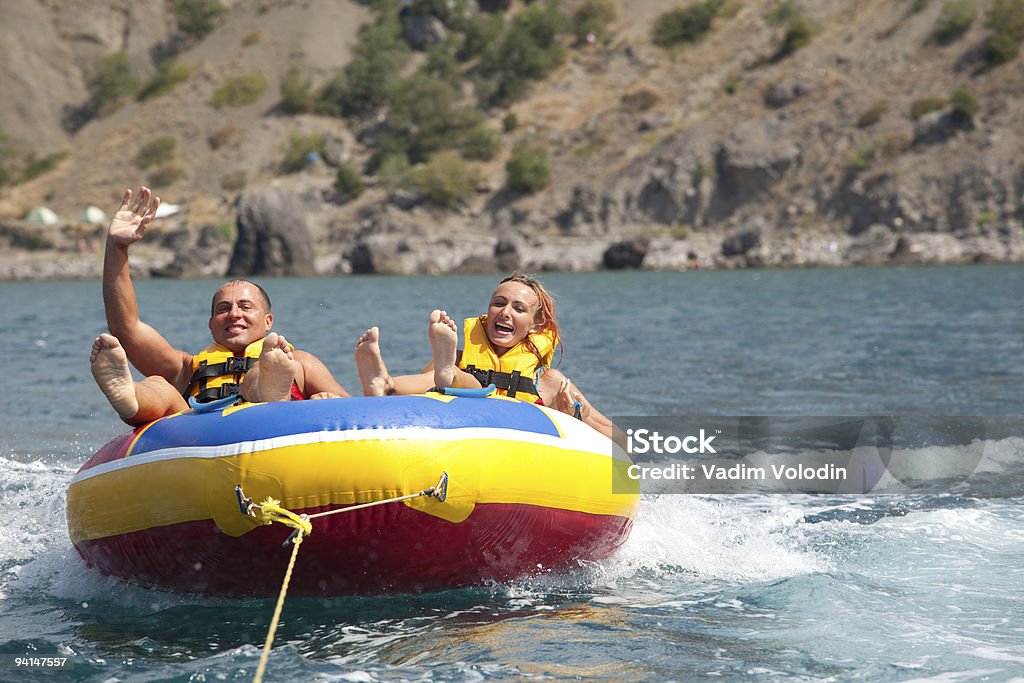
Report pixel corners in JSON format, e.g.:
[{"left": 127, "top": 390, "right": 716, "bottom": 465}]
[
  {"left": 507, "top": 370, "right": 521, "bottom": 398},
  {"left": 465, "top": 364, "right": 538, "bottom": 397},
  {"left": 223, "top": 356, "right": 253, "bottom": 374}
]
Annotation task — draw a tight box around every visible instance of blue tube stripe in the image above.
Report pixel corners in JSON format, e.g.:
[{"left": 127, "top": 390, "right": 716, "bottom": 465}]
[{"left": 129, "top": 395, "right": 561, "bottom": 456}]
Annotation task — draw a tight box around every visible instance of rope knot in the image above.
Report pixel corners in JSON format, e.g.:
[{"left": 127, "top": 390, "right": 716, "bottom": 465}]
[{"left": 253, "top": 497, "right": 313, "bottom": 541}]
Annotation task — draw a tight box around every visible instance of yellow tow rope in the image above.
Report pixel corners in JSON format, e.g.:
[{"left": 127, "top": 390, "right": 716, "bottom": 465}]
[
  {"left": 250, "top": 498, "right": 312, "bottom": 683},
  {"left": 238, "top": 473, "right": 449, "bottom": 683}
]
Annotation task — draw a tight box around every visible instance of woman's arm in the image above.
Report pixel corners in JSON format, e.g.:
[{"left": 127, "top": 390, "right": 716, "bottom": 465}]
[{"left": 539, "top": 368, "right": 615, "bottom": 440}]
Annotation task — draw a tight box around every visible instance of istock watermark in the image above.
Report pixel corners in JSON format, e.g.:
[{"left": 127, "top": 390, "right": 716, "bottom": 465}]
[
  {"left": 626, "top": 428, "right": 718, "bottom": 454},
  {"left": 610, "top": 415, "right": 1023, "bottom": 494}
]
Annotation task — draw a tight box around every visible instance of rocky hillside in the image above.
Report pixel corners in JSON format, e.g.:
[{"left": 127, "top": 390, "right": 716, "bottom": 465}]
[{"left": 1, "top": 0, "right": 1022, "bottom": 279}]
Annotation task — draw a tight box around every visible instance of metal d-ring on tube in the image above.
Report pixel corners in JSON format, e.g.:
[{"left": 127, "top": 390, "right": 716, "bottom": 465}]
[{"left": 236, "top": 472, "right": 450, "bottom": 525}]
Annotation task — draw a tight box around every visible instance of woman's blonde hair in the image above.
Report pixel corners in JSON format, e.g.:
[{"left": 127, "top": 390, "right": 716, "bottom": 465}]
[{"left": 498, "top": 271, "right": 562, "bottom": 365}]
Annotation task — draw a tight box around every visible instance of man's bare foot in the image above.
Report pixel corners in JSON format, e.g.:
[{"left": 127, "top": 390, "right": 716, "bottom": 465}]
[
  {"left": 429, "top": 310, "right": 459, "bottom": 390},
  {"left": 354, "top": 327, "right": 394, "bottom": 396},
  {"left": 243, "top": 333, "right": 295, "bottom": 402},
  {"left": 90, "top": 334, "right": 139, "bottom": 420}
]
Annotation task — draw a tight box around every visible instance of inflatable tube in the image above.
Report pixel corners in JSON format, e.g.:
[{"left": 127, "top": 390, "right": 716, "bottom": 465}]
[{"left": 67, "top": 394, "right": 639, "bottom": 596}]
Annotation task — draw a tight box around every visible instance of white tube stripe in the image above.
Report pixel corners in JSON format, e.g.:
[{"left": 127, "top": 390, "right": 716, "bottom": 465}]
[{"left": 70, "top": 425, "right": 620, "bottom": 485}]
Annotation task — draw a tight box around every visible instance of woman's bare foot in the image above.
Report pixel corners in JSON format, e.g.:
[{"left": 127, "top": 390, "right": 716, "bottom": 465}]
[
  {"left": 429, "top": 310, "right": 459, "bottom": 389},
  {"left": 354, "top": 327, "right": 394, "bottom": 396},
  {"left": 90, "top": 334, "right": 139, "bottom": 419},
  {"left": 242, "top": 333, "right": 295, "bottom": 402}
]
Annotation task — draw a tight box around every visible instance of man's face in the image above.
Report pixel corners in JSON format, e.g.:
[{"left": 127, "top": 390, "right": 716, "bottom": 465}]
[{"left": 208, "top": 282, "right": 273, "bottom": 352}]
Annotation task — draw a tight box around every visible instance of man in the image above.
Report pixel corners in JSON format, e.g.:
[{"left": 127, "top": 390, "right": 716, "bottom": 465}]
[{"left": 91, "top": 187, "right": 348, "bottom": 426}]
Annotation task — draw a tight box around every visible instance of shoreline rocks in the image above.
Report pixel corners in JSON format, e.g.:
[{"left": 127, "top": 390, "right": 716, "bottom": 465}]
[{"left": 3, "top": 218, "right": 1021, "bottom": 281}]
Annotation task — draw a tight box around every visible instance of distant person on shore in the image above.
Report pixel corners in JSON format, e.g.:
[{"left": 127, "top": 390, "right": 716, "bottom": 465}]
[
  {"left": 354, "top": 272, "right": 615, "bottom": 439},
  {"left": 90, "top": 186, "right": 348, "bottom": 426}
]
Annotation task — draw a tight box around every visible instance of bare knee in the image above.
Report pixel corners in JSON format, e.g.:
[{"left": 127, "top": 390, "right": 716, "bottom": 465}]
[
  {"left": 131, "top": 376, "right": 189, "bottom": 423},
  {"left": 451, "top": 368, "right": 481, "bottom": 389}
]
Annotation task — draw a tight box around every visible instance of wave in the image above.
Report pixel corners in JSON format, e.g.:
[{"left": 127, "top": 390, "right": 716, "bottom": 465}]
[{"left": 2, "top": 440, "right": 1022, "bottom": 607}]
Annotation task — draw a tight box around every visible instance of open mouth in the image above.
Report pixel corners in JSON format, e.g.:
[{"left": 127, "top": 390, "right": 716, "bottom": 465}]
[{"left": 493, "top": 321, "right": 514, "bottom": 335}]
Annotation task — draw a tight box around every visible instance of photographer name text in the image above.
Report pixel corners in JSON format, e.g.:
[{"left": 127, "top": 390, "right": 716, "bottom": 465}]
[{"left": 626, "top": 462, "right": 848, "bottom": 481}]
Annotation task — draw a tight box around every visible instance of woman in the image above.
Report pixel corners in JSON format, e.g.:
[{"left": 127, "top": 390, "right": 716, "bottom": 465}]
[{"left": 354, "top": 272, "right": 615, "bottom": 439}]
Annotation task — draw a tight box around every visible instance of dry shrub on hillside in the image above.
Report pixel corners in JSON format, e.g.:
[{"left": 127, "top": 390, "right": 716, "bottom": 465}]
[
  {"left": 207, "top": 124, "right": 236, "bottom": 150},
  {"left": 135, "top": 136, "right": 177, "bottom": 170},
  {"left": 148, "top": 163, "right": 185, "bottom": 188},
  {"left": 764, "top": 1, "right": 816, "bottom": 60},
  {"left": 950, "top": 87, "right": 978, "bottom": 123},
  {"left": 21, "top": 151, "right": 68, "bottom": 183},
  {"left": 652, "top": 0, "right": 724, "bottom": 47},
  {"left": 220, "top": 170, "right": 247, "bottom": 192},
  {"left": 776, "top": 18, "right": 815, "bottom": 57},
  {"left": 410, "top": 151, "right": 479, "bottom": 207},
  {"left": 506, "top": 142, "right": 550, "bottom": 194},
  {"left": 279, "top": 69, "right": 315, "bottom": 114},
  {"left": 210, "top": 72, "right": 268, "bottom": 108},
  {"left": 932, "top": 0, "right": 976, "bottom": 45},
  {"left": 621, "top": 89, "right": 660, "bottom": 112},
  {"left": 86, "top": 52, "right": 140, "bottom": 118},
  {"left": 281, "top": 133, "right": 325, "bottom": 173},
  {"left": 856, "top": 101, "right": 888, "bottom": 128},
  {"left": 137, "top": 62, "right": 193, "bottom": 102},
  {"left": 572, "top": 0, "right": 616, "bottom": 45},
  {"left": 910, "top": 95, "right": 946, "bottom": 119},
  {"left": 172, "top": 0, "right": 225, "bottom": 38},
  {"left": 334, "top": 162, "right": 364, "bottom": 201},
  {"left": 985, "top": 0, "right": 1024, "bottom": 64}
]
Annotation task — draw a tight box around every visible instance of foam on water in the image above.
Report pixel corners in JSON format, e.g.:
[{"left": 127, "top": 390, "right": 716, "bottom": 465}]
[
  {"left": 0, "top": 456, "right": 75, "bottom": 596},
  {"left": 0, "top": 455, "right": 216, "bottom": 615},
  {"left": 3, "top": 437, "right": 1023, "bottom": 681},
  {"left": 601, "top": 495, "right": 828, "bottom": 585},
  {"left": 7, "top": 448, "right": 1017, "bottom": 601}
]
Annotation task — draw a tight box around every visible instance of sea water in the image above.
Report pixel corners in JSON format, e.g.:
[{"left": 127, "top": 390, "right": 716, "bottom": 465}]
[{"left": 1, "top": 266, "right": 1022, "bottom": 681}]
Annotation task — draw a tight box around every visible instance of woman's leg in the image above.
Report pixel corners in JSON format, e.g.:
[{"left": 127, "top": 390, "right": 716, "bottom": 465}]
[{"left": 354, "top": 312, "right": 479, "bottom": 397}]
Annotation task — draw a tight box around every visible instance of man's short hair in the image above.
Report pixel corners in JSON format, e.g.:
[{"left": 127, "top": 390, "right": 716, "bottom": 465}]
[{"left": 211, "top": 280, "right": 272, "bottom": 315}]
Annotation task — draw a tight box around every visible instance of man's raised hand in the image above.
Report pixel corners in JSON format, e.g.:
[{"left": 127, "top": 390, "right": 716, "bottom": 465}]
[{"left": 107, "top": 187, "right": 161, "bottom": 247}]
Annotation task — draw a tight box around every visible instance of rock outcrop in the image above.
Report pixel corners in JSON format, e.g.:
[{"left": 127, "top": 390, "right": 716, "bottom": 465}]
[
  {"left": 228, "top": 189, "right": 316, "bottom": 277},
  {"left": 711, "top": 117, "right": 801, "bottom": 216}
]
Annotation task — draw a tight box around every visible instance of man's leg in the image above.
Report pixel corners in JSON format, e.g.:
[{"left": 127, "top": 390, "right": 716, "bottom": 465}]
[{"left": 91, "top": 334, "right": 188, "bottom": 426}]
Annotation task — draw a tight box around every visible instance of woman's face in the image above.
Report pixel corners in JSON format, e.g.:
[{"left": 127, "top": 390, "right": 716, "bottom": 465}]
[{"left": 486, "top": 281, "right": 540, "bottom": 353}]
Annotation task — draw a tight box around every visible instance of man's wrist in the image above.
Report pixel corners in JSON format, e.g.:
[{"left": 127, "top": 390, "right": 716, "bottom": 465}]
[{"left": 105, "top": 239, "right": 131, "bottom": 254}]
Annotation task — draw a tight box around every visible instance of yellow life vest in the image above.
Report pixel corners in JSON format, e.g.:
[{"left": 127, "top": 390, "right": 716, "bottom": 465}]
[
  {"left": 458, "top": 315, "right": 558, "bottom": 403},
  {"left": 186, "top": 339, "right": 265, "bottom": 403}
]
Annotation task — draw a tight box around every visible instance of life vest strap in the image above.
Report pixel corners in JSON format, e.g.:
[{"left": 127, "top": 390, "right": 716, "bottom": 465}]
[
  {"left": 465, "top": 365, "right": 538, "bottom": 398},
  {"left": 187, "top": 356, "right": 257, "bottom": 401},
  {"left": 191, "top": 357, "right": 256, "bottom": 382}
]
